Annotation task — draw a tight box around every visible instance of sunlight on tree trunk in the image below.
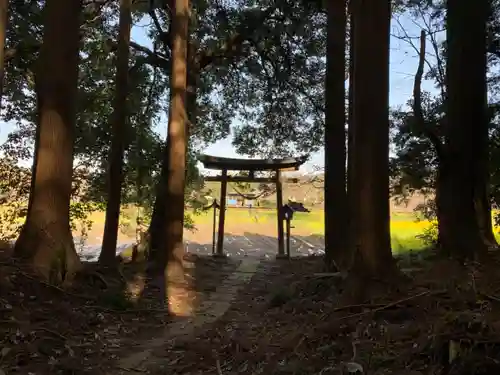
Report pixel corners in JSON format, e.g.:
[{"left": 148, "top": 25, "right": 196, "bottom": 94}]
[
  {"left": 324, "top": 0, "right": 347, "bottom": 271},
  {"left": 160, "top": 0, "right": 191, "bottom": 316},
  {"left": 100, "top": 0, "right": 132, "bottom": 266},
  {"left": 14, "top": 0, "right": 82, "bottom": 284},
  {"left": 148, "top": 20, "right": 197, "bottom": 260}
]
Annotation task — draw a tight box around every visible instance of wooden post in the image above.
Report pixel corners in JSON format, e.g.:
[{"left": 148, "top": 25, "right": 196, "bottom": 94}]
[
  {"left": 276, "top": 169, "right": 285, "bottom": 257},
  {"left": 212, "top": 199, "right": 217, "bottom": 254},
  {"left": 216, "top": 170, "right": 228, "bottom": 257},
  {"left": 286, "top": 217, "right": 291, "bottom": 257}
]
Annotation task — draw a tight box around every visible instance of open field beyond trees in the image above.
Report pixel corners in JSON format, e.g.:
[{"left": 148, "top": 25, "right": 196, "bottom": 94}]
[{"left": 76, "top": 206, "right": 433, "bottom": 253}]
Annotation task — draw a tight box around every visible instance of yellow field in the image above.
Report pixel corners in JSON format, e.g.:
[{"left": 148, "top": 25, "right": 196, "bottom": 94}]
[
  {"left": 6, "top": 204, "right": 490, "bottom": 254},
  {"left": 191, "top": 208, "right": 433, "bottom": 253}
]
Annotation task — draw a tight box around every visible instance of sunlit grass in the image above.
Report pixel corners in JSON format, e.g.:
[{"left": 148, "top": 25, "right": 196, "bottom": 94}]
[
  {"left": 192, "top": 208, "right": 432, "bottom": 253},
  {"left": 8, "top": 201, "right": 499, "bottom": 256}
]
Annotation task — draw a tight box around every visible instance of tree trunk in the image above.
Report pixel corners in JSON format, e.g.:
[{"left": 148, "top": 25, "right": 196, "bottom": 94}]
[
  {"left": 346, "top": 4, "right": 355, "bottom": 272},
  {"left": 148, "top": 29, "right": 196, "bottom": 263},
  {"left": 0, "top": 0, "right": 8, "bottom": 109},
  {"left": 156, "top": 0, "right": 190, "bottom": 314},
  {"left": 147, "top": 136, "right": 170, "bottom": 262},
  {"left": 435, "top": 161, "right": 453, "bottom": 253},
  {"left": 151, "top": 0, "right": 189, "bottom": 268},
  {"left": 14, "top": 0, "right": 82, "bottom": 284},
  {"left": 441, "top": 0, "right": 488, "bottom": 259},
  {"left": 349, "top": 0, "right": 395, "bottom": 281},
  {"left": 99, "top": 0, "right": 132, "bottom": 266},
  {"left": 475, "top": 84, "right": 497, "bottom": 247},
  {"left": 324, "top": 0, "right": 347, "bottom": 271},
  {"left": 475, "top": 182, "right": 497, "bottom": 246}
]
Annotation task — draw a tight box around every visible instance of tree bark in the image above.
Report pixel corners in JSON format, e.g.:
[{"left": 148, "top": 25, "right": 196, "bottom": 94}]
[
  {"left": 14, "top": 0, "right": 82, "bottom": 284},
  {"left": 324, "top": 0, "right": 347, "bottom": 271},
  {"left": 99, "top": 0, "right": 132, "bottom": 266},
  {"left": 475, "top": 84, "right": 497, "bottom": 247},
  {"left": 475, "top": 182, "right": 497, "bottom": 246},
  {"left": 148, "top": 136, "right": 170, "bottom": 262},
  {"left": 346, "top": 7, "right": 355, "bottom": 270},
  {"left": 153, "top": 0, "right": 189, "bottom": 275},
  {"left": 349, "top": 0, "right": 395, "bottom": 280},
  {"left": 0, "top": 0, "right": 8, "bottom": 110},
  {"left": 441, "top": 0, "right": 488, "bottom": 259},
  {"left": 151, "top": 0, "right": 190, "bottom": 314},
  {"left": 148, "top": 24, "right": 197, "bottom": 262},
  {"left": 435, "top": 160, "right": 453, "bottom": 253}
]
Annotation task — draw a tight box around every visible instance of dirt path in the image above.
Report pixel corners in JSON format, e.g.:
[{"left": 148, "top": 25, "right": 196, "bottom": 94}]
[
  {"left": 128, "top": 257, "right": 321, "bottom": 374},
  {"left": 109, "top": 257, "right": 262, "bottom": 374},
  {"left": 100, "top": 232, "right": 323, "bottom": 374}
]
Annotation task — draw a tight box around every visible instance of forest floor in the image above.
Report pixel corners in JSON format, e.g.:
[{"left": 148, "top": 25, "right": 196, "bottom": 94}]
[{"left": 2, "top": 234, "right": 500, "bottom": 374}]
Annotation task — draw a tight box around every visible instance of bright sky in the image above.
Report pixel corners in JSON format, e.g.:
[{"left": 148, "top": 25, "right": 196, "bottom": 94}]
[{"left": 0, "top": 11, "right": 439, "bottom": 172}]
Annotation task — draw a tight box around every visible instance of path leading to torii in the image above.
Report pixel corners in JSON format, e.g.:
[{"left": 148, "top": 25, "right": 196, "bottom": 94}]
[{"left": 106, "top": 233, "right": 323, "bottom": 374}]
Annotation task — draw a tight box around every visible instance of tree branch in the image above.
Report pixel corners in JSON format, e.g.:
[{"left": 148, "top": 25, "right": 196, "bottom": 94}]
[
  {"left": 148, "top": 8, "right": 172, "bottom": 52},
  {"left": 412, "top": 29, "right": 444, "bottom": 159},
  {"left": 195, "top": 6, "right": 277, "bottom": 70}
]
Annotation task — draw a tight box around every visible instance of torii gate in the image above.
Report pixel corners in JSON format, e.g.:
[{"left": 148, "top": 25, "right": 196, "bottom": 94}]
[{"left": 198, "top": 154, "right": 307, "bottom": 258}]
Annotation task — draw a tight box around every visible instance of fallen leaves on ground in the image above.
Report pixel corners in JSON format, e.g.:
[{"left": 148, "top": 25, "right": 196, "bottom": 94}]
[
  {"left": 0, "top": 254, "right": 241, "bottom": 374},
  {"left": 4, "top": 250, "right": 500, "bottom": 375},
  {"left": 146, "top": 253, "right": 500, "bottom": 375}
]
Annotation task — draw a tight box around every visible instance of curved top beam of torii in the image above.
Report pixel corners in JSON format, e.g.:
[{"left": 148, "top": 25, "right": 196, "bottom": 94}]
[{"left": 198, "top": 154, "right": 308, "bottom": 172}]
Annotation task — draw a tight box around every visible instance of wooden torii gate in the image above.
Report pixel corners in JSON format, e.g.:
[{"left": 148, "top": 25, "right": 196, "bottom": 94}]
[{"left": 198, "top": 154, "right": 307, "bottom": 258}]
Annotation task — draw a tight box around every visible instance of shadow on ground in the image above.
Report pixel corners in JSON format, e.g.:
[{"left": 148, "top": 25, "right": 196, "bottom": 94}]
[
  {"left": 1, "top": 232, "right": 320, "bottom": 374},
  {"left": 7, "top": 233, "right": 483, "bottom": 375},
  {"left": 184, "top": 232, "right": 325, "bottom": 258}
]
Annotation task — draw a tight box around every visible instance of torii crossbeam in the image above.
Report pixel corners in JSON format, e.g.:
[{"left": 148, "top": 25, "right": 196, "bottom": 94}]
[{"left": 198, "top": 154, "right": 307, "bottom": 258}]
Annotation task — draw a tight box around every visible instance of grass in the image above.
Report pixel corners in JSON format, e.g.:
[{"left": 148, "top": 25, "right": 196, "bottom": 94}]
[
  {"left": 192, "top": 207, "right": 431, "bottom": 253},
  {"left": 0, "top": 202, "right": 437, "bottom": 254}
]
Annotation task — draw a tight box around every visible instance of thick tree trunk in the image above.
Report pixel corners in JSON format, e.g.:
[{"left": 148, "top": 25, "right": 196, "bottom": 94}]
[
  {"left": 0, "top": 0, "right": 8, "bottom": 109},
  {"left": 148, "top": 36, "right": 196, "bottom": 262},
  {"left": 156, "top": 0, "right": 190, "bottom": 314},
  {"left": 152, "top": 0, "right": 189, "bottom": 272},
  {"left": 14, "top": 0, "right": 82, "bottom": 284},
  {"left": 441, "top": 0, "right": 488, "bottom": 259},
  {"left": 324, "top": 0, "right": 347, "bottom": 271},
  {"left": 475, "top": 84, "right": 497, "bottom": 247},
  {"left": 99, "top": 0, "right": 132, "bottom": 266},
  {"left": 435, "top": 161, "right": 453, "bottom": 253},
  {"left": 346, "top": 5, "right": 355, "bottom": 272},
  {"left": 349, "top": 0, "right": 395, "bottom": 281}
]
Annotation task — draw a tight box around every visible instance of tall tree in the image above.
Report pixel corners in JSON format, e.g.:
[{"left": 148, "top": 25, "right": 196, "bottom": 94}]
[
  {"left": 324, "top": 0, "right": 347, "bottom": 271},
  {"left": 389, "top": 2, "right": 498, "bottom": 252},
  {"left": 14, "top": 0, "right": 82, "bottom": 283},
  {"left": 0, "top": 0, "right": 7, "bottom": 109},
  {"left": 441, "top": 0, "right": 489, "bottom": 259},
  {"left": 473, "top": 0, "right": 497, "bottom": 248},
  {"left": 349, "top": 0, "right": 395, "bottom": 281},
  {"left": 99, "top": 0, "right": 132, "bottom": 266},
  {"left": 156, "top": 0, "right": 190, "bottom": 309},
  {"left": 346, "top": 4, "right": 356, "bottom": 271}
]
